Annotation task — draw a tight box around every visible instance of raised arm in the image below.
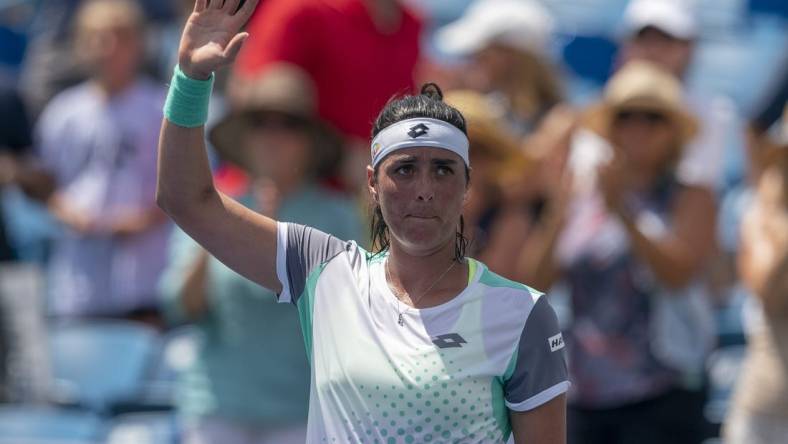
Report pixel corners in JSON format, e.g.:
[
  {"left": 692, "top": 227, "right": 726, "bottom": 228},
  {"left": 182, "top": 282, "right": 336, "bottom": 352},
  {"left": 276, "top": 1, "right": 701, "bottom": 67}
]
[
  {"left": 739, "top": 166, "right": 788, "bottom": 315},
  {"left": 156, "top": 0, "right": 282, "bottom": 291}
]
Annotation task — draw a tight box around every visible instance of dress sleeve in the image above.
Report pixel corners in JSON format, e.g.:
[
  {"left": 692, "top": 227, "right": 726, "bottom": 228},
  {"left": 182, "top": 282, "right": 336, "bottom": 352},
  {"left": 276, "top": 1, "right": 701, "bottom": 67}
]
[
  {"left": 503, "top": 296, "right": 571, "bottom": 411},
  {"left": 275, "top": 222, "right": 351, "bottom": 304}
]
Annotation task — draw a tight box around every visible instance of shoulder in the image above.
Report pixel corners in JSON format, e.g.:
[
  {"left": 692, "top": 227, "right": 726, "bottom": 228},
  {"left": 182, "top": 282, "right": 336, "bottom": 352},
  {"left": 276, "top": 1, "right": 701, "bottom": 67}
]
[
  {"left": 40, "top": 83, "right": 94, "bottom": 120},
  {"left": 122, "top": 78, "right": 166, "bottom": 111},
  {"left": 686, "top": 91, "right": 740, "bottom": 127},
  {"left": 476, "top": 262, "right": 542, "bottom": 299},
  {"left": 36, "top": 83, "right": 97, "bottom": 136},
  {"left": 133, "top": 77, "right": 166, "bottom": 100},
  {"left": 473, "top": 260, "right": 550, "bottom": 319}
]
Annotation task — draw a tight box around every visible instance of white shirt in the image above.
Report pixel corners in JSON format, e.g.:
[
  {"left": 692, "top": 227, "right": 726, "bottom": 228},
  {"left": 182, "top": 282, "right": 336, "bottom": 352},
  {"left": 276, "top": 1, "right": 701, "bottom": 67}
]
[
  {"left": 275, "top": 223, "right": 569, "bottom": 443},
  {"left": 36, "top": 78, "right": 170, "bottom": 316}
]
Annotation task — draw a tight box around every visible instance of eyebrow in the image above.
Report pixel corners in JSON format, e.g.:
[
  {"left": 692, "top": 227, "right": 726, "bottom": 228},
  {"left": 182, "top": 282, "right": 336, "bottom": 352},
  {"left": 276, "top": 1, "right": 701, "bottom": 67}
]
[{"left": 432, "top": 158, "right": 458, "bottom": 166}]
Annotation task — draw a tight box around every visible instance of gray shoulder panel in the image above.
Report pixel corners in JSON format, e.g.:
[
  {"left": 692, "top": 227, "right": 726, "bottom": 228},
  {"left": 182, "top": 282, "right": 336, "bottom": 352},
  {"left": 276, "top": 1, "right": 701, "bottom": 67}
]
[
  {"left": 284, "top": 223, "right": 350, "bottom": 303},
  {"left": 504, "top": 295, "right": 569, "bottom": 407}
]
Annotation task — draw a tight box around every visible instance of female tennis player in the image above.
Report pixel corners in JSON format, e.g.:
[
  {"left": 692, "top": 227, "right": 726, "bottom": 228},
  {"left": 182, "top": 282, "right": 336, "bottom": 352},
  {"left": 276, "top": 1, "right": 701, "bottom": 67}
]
[{"left": 157, "top": 1, "right": 569, "bottom": 443}]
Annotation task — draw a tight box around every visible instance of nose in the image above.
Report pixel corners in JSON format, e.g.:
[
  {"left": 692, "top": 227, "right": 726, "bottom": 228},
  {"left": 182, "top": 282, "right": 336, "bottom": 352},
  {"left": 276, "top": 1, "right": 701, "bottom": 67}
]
[{"left": 416, "top": 173, "right": 434, "bottom": 202}]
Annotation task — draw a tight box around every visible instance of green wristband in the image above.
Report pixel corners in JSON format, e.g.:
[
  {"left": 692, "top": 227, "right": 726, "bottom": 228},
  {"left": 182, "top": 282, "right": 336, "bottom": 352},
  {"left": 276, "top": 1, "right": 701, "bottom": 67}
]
[{"left": 163, "top": 65, "right": 215, "bottom": 128}]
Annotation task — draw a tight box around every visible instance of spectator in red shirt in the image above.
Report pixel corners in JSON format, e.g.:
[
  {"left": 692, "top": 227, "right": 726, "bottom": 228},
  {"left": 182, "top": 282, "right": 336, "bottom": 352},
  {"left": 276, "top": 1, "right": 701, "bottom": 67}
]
[
  {"left": 233, "top": 0, "right": 422, "bottom": 187},
  {"left": 234, "top": 0, "right": 421, "bottom": 141}
]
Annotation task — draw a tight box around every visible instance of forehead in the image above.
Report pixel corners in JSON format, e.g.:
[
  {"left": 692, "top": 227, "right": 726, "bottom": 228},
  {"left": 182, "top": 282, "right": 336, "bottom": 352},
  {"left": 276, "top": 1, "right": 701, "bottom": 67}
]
[{"left": 380, "top": 146, "right": 465, "bottom": 165}]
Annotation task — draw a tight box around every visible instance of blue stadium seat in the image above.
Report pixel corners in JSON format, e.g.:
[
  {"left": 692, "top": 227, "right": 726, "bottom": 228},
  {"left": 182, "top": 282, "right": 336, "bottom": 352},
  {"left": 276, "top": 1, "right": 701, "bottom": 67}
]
[
  {"left": 137, "top": 326, "right": 199, "bottom": 407},
  {"left": 105, "top": 412, "right": 178, "bottom": 444},
  {"left": 49, "top": 320, "right": 160, "bottom": 412},
  {"left": 560, "top": 34, "right": 618, "bottom": 86},
  {"left": 748, "top": 0, "right": 788, "bottom": 18},
  {"left": 0, "top": 405, "right": 104, "bottom": 443}
]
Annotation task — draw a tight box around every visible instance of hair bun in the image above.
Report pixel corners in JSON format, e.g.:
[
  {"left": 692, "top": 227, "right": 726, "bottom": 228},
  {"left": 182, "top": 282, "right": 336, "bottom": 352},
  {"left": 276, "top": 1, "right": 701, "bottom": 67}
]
[{"left": 420, "top": 83, "right": 444, "bottom": 101}]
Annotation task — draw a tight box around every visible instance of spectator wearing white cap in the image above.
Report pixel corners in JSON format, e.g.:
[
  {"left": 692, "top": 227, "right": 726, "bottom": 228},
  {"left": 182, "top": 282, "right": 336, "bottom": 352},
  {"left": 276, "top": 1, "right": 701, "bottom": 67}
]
[
  {"left": 617, "top": 0, "right": 745, "bottom": 192},
  {"left": 620, "top": 0, "right": 698, "bottom": 76},
  {"left": 435, "top": 0, "right": 565, "bottom": 138}
]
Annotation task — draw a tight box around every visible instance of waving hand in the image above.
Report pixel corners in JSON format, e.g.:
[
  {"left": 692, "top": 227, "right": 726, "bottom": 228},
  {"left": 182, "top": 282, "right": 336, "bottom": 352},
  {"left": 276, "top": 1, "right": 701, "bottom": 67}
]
[{"left": 178, "top": 0, "right": 259, "bottom": 80}]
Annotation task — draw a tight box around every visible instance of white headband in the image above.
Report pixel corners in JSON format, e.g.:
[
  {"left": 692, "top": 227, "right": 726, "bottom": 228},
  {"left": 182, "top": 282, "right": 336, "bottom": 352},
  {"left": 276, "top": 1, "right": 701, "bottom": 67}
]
[{"left": 370, "top": 118, "right": 470, "bottom": 168}]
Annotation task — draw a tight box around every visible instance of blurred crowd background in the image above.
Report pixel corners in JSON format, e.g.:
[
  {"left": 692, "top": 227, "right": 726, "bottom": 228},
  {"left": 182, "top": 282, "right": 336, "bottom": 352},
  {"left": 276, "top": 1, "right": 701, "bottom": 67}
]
[{"left": 0, "top": 0, "right": 786, "bottom": 443}]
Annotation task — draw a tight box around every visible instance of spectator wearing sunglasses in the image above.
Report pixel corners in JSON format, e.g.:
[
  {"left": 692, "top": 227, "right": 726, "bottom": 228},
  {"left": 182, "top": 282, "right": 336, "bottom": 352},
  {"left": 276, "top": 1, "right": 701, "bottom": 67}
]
[{"left": 517, "top": 61, "right": 716, "bottom": 444}]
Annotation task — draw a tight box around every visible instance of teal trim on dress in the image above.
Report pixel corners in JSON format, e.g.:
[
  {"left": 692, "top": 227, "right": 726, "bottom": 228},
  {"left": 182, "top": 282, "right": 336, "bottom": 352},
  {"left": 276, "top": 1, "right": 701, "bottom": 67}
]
[
  {"left": 297, "top": 263, "right": 327, "bottom": 363},
  {"left": 478, "top": 267, "right": 543, "bottom": 296}
]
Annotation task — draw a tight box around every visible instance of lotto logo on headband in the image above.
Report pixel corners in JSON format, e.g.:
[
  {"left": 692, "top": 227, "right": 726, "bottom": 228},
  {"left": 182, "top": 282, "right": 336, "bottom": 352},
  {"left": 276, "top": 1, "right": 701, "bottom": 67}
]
[
  {"left": 408, "top": 123, "right": 429, "bottom": 138},
  {"left": 370, "top": 118, "right": 470, "bottom": 168}
]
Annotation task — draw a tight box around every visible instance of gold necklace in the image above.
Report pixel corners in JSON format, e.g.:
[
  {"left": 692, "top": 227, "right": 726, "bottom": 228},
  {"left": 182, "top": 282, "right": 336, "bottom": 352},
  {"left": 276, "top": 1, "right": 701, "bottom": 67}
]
[{"left": 385, "top": 258, "right": 458, "bottom": 327}]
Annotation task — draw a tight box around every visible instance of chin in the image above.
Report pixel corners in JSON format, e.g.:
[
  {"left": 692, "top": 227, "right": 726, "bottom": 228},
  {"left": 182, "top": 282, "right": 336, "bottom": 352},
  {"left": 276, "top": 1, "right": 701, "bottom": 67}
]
[{"left": 392, "top": 228, "right": 454, "bottom": 256}]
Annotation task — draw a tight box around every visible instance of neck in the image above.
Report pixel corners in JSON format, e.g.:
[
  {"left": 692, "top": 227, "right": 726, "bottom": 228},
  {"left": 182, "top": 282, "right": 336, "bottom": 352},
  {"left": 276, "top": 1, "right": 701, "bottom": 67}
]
[
  {"left": 385, "top": 239, "right": 467, "bottom": 307},
  {"left": 93, "top": 71, "right": 136, "bottom": 97},
  {"left": 627, "top": 164, "right": 671, "bottom": 193}
]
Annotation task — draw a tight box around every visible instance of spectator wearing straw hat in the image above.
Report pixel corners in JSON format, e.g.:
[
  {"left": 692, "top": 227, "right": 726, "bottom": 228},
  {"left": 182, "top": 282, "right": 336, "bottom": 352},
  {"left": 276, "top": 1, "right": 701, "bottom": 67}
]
[
  {"left": 159, "top": 63, "right": 364, "bottom": 444},
  {"left": 518, "top": 61, "right": 716, "bottom": 444}
]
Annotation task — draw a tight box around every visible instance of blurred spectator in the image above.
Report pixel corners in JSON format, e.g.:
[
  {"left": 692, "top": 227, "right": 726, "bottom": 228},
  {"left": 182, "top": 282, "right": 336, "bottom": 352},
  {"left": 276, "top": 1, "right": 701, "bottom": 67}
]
[
  {"left": 518, "top": 62, "right": 716, "bottom": 444},
  {"left": 617, "top": 0, "right": 744, "bottom": 192},
  {"left": 0, "top": 86, "right": 55, "bottom": 402},
  {"left": 17, "top": 0, "right": 180, "bottom": 118},
  {"left": 445, "top": 89, "right": 544, "bottom": 279},
  {"left": 232, "top": 0, "right": 422, "bottom": 187},
  {"left": 435, "top": 0, "right": 563, "bottom": 137},
  {"left": 0, "top": 85, "right": 30, "bottom": 401},
  {"left": 159, "top": 64, "right": 364, "bottom": 444},
  {"left": 710, "top": 65, "right": 788, "bottom": 309},
  {"left": 0, "top": 86, "right": 37, "bottom": 261},
  {"left": 16, "top": 0, "right": 85, "bottom": 118},
  {"left": 723, "top": 108, "right": 788, "bottom": 444},
  {"left": 34, "top": 0, "right": 170, "bottom": 321}
]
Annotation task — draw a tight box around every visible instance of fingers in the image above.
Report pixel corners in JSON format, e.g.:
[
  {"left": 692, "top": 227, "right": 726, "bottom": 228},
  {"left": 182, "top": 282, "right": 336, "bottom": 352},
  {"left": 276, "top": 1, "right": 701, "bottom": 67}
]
[
  {"left": 223, "top": 0, "right": 241, "bottom": 13},
  {"left": 194, "top": 0, "right": 207, "bottom": 12},
  {"left": 234, "top": 0, "right": 259, "bottom": 22},
  {"left": 223, "top": 32, "right": 249, "bottom": 62}
]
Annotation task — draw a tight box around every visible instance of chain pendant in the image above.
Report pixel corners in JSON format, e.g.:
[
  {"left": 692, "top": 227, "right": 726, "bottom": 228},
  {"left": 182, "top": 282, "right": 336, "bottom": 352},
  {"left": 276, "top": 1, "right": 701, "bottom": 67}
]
[{"left": 397, "top": 313, "right": 405, "bottom": 326}]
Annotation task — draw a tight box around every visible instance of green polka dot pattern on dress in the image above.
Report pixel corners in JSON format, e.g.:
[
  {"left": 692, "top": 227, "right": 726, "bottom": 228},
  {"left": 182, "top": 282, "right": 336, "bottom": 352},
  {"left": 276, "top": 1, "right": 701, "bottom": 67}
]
[{"left": 335, "top": 350, "right": 506, "bottom": 443}]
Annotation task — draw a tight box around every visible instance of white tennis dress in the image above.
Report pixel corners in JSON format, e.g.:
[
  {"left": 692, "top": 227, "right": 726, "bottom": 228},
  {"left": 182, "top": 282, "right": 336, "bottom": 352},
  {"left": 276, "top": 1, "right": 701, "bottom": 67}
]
[{"left": 275, "top": 223, "right": 569, "bottom": 444}]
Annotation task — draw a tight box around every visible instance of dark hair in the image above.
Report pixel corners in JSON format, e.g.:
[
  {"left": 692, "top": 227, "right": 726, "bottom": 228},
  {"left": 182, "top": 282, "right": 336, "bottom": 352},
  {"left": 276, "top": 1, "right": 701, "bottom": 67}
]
[{"left": 370, "top": 83, "right": 470, "bottom": 261}]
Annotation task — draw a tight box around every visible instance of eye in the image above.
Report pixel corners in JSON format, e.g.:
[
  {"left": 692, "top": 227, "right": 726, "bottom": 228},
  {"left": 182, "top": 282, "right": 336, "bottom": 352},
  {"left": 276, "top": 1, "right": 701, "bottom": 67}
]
[
  {"left": 395, "top": 165, "right": 414, "bottom": 175},
  {"left": 436, "top": 165, "right": 454, "bottom": 176}
]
